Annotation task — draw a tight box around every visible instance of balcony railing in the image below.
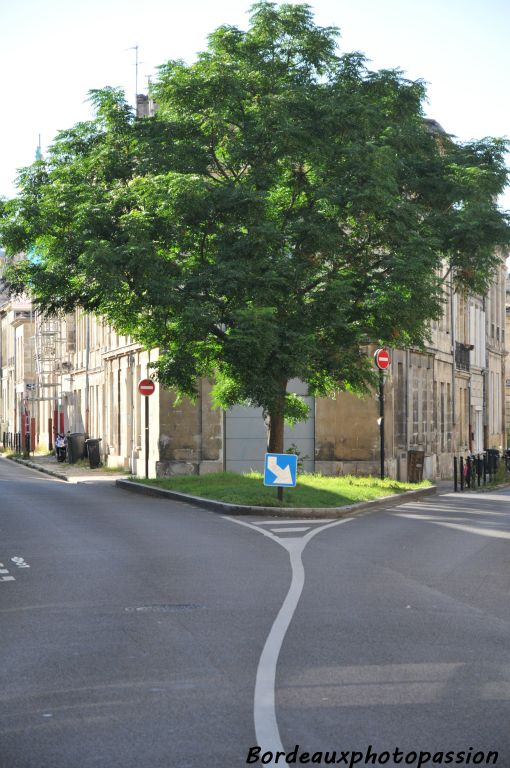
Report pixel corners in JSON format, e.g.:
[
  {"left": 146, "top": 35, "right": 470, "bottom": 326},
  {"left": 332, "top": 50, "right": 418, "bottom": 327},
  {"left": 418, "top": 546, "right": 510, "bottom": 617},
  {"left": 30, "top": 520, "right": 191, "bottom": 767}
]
[{"left": 455, "top": 341, "right": 471, "bottom": 371}]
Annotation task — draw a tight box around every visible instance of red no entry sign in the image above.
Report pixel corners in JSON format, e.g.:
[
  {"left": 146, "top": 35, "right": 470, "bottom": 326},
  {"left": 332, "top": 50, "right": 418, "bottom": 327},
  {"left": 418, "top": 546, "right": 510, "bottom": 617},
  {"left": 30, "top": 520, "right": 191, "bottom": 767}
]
[
  {"left": 138, "top": 378, "right": 156, "bottom": 396},
  {"left": 374, "top": 348, "right": 390, "bottom": 370}
]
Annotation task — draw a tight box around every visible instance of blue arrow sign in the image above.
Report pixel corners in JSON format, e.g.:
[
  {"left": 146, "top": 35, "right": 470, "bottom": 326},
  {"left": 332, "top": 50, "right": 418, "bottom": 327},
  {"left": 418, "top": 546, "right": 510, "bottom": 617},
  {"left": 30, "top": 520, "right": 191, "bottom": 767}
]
[{"left": 263, "top": 453, "right": 298, "bottom": 487}]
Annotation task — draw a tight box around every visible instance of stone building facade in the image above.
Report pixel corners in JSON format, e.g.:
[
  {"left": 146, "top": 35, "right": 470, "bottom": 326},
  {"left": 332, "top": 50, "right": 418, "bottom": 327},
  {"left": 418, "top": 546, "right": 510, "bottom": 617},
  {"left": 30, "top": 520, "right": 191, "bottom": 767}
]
[
  {"left": 505, "top": 273, "right": 510, "bottom": 447},
  {"left": 1, "top": 257, "right": 507, "bottom": 482},
  {"left": 314, "top": 260, "right": 507, "bottom": 479},
  {"left": 0, "top": 297, "right": 36, "bottom": 446}
]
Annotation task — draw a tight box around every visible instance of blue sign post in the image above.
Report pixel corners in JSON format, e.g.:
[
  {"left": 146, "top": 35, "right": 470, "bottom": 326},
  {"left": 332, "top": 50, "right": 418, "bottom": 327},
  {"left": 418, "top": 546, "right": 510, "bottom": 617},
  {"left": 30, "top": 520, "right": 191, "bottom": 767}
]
[{"left": 264, "top": 453, "right": 298, "bottom": 493}]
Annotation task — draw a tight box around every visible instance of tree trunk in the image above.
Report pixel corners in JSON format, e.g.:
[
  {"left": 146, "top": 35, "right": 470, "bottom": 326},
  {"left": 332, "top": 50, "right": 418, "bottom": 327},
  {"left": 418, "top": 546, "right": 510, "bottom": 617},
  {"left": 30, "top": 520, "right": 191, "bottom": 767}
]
[
  {"left": 267, "top": 410, "right": 285, "bottom": 454},
  {"left": 266, "top": 381, "right": 288, "bottom": 455}
]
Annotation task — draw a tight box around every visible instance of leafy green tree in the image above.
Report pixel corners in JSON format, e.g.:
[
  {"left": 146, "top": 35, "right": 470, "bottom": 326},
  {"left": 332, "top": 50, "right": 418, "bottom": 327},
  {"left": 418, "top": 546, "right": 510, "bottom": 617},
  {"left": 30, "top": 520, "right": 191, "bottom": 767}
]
[{"left": 1, "top": 2, "right": 508, "bottom": 453}]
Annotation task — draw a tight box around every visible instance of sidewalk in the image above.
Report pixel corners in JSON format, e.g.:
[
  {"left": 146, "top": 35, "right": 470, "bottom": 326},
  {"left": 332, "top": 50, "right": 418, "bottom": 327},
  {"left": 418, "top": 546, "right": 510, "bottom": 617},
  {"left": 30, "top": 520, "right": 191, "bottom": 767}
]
[
  {"left": 434, "top": 479, "right": 455, "bottom": 495},
  {"left": 3, "top": 452, "right": 129, "bottom": 483}
]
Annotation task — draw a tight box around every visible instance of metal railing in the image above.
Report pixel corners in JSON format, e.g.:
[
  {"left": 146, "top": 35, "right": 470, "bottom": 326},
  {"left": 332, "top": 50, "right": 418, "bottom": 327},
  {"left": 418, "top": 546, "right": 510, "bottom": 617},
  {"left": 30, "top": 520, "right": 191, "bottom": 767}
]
[
  {"left": 453, "top": 450, "right": 507, "bottom": 491},
  {"left": 2, "top": 431, "right": 22, "bottom": 452},
  {"left": 455, "top": 341, "right": 471, "bottom": 371}
]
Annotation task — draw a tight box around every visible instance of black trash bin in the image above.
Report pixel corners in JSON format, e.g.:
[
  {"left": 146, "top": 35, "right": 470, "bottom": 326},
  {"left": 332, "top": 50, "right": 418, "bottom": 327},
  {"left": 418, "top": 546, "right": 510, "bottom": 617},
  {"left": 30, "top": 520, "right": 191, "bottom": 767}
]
[
  {"left": 85, "top": 438, "right": 102, "bottom": 469},
  {"left": 67, "top": 432, "right": 87, "bottom": 463},
  {"left": 486, "top": 448, "right": 500, "bottom": 476}
]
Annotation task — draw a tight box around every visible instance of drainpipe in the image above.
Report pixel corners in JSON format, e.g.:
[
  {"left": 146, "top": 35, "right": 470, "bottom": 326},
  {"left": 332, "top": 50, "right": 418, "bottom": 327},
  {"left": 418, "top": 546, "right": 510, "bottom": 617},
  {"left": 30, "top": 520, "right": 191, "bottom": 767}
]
[
  {"left": 222, "top": 409, "right": 227, "bottom": 471},
  {"left": 450, "top": 272, "right": 457, "bottom": 453},
  {"left": 468, "top": 380, "right": 472, "bottom": 453},
  {"left": 130, "top": 353, "right": 136, "bottom": 475},
  {"left": 84, "top": 314, "right": 90, "bottom": 435},
  {"left": 13, "top": 323, "right": 17, "bottom": 437},
  {"left": 482, "top": 295, "right": 488, "bottom": 450},
  {"left": 405, "top": 349, "right": 410, "bottom": 451},
  {"left": 198, "top": 379, "right": 203, "bottom": 475}
]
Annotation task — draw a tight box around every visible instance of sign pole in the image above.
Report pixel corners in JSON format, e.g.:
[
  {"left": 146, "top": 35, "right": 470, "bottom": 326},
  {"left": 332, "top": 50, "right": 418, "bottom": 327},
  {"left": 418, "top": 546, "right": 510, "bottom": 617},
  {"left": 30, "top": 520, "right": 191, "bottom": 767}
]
[
  {"left": 374, "top": 348, "right": 390, "bottom": 481},
  {"left": 145, "top": 395, "right": 149, "bottom": 479},
  {"left": 379, "top": 369, "right": 385, "bottom": 480},
  {"left": 138, "top": 378, "right": 156, "bottom": 478}
]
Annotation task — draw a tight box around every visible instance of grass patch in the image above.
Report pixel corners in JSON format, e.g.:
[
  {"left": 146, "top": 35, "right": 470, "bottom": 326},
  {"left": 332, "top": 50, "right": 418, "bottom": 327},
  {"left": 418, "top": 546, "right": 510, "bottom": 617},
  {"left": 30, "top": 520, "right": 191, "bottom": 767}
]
[{"left": 132, "top": 471, "right": 431, "bottom": 508}]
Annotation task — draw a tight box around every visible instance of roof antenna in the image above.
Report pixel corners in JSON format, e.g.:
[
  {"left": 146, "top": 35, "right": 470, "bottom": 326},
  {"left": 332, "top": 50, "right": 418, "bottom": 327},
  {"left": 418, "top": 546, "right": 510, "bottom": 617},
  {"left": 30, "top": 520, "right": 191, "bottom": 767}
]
[{"left": 127, "top": 44, "right": 141, "bottom": 103}]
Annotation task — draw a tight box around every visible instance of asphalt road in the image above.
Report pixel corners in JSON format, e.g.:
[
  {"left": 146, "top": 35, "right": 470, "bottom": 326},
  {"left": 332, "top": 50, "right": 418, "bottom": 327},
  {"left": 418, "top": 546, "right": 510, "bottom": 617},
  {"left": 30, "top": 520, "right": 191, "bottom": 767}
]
[{"left": 1, "top": 457, "right": 509, "bottom": 767}]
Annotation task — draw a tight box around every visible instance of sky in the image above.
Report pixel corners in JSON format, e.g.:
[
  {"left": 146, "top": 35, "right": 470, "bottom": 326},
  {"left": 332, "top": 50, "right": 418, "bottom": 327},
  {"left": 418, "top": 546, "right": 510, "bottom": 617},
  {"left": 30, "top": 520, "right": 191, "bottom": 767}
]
[{"left": 1, "top": 0, "right": 509, "bottom": 208}]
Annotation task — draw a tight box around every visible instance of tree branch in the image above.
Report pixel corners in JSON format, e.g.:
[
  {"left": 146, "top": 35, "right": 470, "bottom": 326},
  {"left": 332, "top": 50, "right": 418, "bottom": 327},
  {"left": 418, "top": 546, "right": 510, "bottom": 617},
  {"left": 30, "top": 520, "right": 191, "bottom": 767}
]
[{"left": 209, "top": 144, "right": 230, "bottom": 181}]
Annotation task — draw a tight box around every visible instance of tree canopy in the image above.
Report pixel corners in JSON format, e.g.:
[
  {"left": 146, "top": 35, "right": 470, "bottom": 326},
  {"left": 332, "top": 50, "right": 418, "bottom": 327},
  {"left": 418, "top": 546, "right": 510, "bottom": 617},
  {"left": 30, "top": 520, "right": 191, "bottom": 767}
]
[{"left": 1, "top": 1, "right": 509, "bottom": 451}]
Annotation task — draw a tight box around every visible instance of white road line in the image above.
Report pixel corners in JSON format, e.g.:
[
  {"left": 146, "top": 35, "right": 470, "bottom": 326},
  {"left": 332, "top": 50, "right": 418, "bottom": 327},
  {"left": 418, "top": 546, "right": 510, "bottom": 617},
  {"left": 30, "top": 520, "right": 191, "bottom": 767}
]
[
  {"left": 1, "top": 576, "right": 15, "bottom": 582},
  {"left": 222, "top": 514, "right": 353, "bottom": 761},
  {"left": 255, "top": 519, "right": 334, "bottom": 525},
  {"left": 253, "top": 539, "right": 305, "bottom": 757},
  {"left": 270, "top": 527, "right": 311, "bottom": 533},
  {"left": 0, "top": 570, "right": 10, "bottom": 574},
  {"left": 426, "top": 520, "right": 510, "bottom": 540}
]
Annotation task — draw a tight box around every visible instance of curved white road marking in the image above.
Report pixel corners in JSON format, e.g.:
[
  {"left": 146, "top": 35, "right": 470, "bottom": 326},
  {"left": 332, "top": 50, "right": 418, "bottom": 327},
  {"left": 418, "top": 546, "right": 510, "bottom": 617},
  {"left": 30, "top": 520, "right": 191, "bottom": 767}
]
[
  {"left": 255, "top": 519, "right": 334, "bottom": 526},
  {"left": 254, "top": 539, "right": 305, "bottom": 754},
  {"left": 223, "top": 515, "right": 352, "bottom": 759}
]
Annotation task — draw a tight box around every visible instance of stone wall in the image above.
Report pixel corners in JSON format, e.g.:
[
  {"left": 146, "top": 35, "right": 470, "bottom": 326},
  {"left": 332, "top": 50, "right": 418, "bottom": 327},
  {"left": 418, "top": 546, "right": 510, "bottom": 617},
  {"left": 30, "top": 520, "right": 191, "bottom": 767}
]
[{"left": 156, "top": 379, "right": 222, "bottom": 476}]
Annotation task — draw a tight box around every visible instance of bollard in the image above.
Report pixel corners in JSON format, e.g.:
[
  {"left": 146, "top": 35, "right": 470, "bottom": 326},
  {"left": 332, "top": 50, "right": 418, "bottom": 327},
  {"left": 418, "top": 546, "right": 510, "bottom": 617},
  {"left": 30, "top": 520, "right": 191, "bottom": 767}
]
[
  {"left": 453, "top": 456, "right": 458, "bottom": 492},
  {"left": 460, "top": 456, "right": 464, "bottom": 491}
]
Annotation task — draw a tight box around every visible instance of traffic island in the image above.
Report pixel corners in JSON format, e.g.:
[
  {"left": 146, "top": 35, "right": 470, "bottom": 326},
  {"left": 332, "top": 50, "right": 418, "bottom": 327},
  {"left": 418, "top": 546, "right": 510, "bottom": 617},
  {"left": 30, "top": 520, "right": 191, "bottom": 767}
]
[{"left": 116, "top": 473, "right": 436, "bottom": 518}]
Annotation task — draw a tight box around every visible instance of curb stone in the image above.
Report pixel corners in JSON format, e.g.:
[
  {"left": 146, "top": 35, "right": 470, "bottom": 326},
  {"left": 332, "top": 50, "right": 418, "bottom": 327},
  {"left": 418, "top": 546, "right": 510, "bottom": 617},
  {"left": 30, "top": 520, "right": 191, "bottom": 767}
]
[{"left": 115, "top": 479, "right": 437, "bottom": 518}]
